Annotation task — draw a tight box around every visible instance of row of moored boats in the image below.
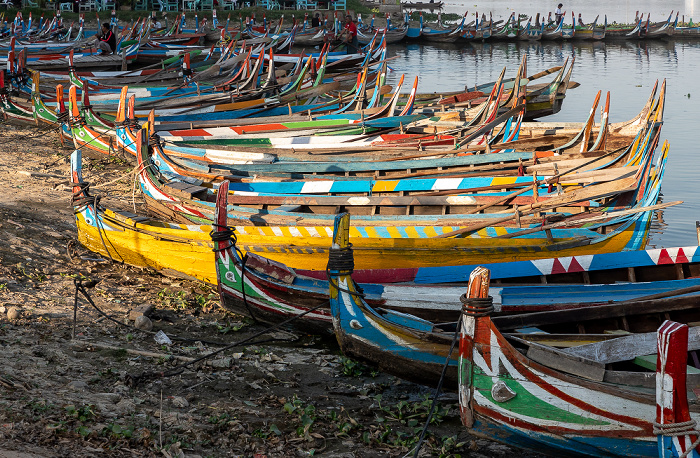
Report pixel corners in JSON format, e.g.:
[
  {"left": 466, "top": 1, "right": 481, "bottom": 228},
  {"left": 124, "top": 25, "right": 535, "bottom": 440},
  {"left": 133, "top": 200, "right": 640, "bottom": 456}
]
[{"left": 4, "top": 10, "right": 700, "bottom": 457}]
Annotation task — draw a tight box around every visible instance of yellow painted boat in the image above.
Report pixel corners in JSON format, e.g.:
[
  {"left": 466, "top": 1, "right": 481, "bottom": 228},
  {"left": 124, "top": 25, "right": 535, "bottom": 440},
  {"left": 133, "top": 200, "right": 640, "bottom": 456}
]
[{"left": 71, "top": 147, "right": 666, "bottom": 284}]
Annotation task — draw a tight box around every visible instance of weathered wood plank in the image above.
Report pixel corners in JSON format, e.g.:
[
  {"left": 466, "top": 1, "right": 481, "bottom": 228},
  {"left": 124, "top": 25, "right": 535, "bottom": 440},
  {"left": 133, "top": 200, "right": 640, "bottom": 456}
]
[
  {"left": 245, "top": 252, "right": 296, "bottom": 284},
  {"left": 520, "top": 338, "right": 606, "bottom": 382},
  {"left": 492, "top": 292, "right": 700, "bottom": 331},
  {"left": 633, "top": 354, "right": 700, "bottom": 374},
  {"left": 563, "top": 327, "right": 700, "bottom": 364}
]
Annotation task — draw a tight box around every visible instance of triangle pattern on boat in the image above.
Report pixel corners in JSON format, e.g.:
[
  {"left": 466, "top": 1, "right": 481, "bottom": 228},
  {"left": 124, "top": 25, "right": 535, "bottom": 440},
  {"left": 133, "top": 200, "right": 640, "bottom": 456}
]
[{"left": 531, "top": 258, "right": 555, "bottom": 275}]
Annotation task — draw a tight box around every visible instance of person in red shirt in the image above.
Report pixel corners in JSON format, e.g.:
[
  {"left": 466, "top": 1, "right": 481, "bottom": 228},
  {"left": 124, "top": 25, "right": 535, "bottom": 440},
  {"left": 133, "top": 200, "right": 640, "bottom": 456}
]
[
  {"left": 339, "top": 14, "right": 359, "bottom": 54},
  {"left": 95, "top": 23, "right": 116, "bottom": 55}
]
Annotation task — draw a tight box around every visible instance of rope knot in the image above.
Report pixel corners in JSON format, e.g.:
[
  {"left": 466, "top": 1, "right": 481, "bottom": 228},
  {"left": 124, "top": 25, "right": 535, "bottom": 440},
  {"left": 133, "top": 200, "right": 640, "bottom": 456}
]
[
  {"left": 460, "top": 295, "right": 494, "bottom": 317},
  {"left": 326, "top": 245, "right": 354, "bottom": 276},
  {"left": 210, "top": 223, "right": 237, "bottom": 252},
  {"left": 70, "top": 181, "right": 100, "bottom": 207}
]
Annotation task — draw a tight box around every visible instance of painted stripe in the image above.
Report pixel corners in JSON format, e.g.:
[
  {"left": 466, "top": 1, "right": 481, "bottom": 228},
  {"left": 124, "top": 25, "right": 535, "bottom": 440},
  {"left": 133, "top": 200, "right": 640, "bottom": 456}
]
[
  {"left": 300, "top": 181, "right": 334, "bottom": 194},
  {"left": 431, "top": 178, "right": 464, "bottom": 191}
]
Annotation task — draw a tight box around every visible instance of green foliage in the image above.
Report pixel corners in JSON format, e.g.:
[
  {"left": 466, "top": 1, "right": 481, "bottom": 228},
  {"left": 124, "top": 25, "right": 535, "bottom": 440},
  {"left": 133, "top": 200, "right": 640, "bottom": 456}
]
[
  {"left": 348, "top": 394, "right": 452, "bottom": 450},
  {"left": 158, "top": 284, "right": 218, "bottom": 311},
  {"left": 374, "top": 393, "right": 448, "bottom": 426},
  {"left": 216, "top": 321, "right": 246, "bottom": 334},
  {"left": 65, "top": 404, "right": 96, "bottom": 423},
  {"left": 102, "top": 422, "right": 134, "bottom": 439},
  {"left": 75, "top": 425, "right": 92, "bottom": 437},
  {"left": 158, "top": 289, "right": 188, "bottom": 309},
  {"left": 207, "top": 412, "right": 235, "bottom": 425},
  {"left": 338, "top": 356, "right": 378, "bottom": 378},
  {"left": 436, "top": 435, "right": 467, "bottom": 457},
  {"left": 323, "top": 407, "right": 358, "bottom": 437},
  {"left": 15, "top": 263, "right": 47, "bottom": 282},
  {"left": 252, "top": 423, "right": 282, "bottom": 439},
  {"left": 26, "top": 399, "right": 53, "bottom": 416},
  {"left": 283, "top": 395, "right": 317, "bottom": 440}
]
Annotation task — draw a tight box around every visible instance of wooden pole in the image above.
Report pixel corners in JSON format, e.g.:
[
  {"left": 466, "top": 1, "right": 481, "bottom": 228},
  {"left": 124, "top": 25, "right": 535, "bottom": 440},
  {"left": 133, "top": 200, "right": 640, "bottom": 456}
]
[
  {"left": 655, "top": 320, "right": 700, "bottom": 458},
  {"left": 458, "top": 266, "right": 491, "bottom": 429}
]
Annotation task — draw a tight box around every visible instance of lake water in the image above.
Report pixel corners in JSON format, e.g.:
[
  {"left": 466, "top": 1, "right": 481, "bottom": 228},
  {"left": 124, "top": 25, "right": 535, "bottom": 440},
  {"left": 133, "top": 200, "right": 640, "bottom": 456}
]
[
  {"left": 383, "top": 37, "right": 700, "bottom": 248},
  {"left": 438, "top": 0, "right": 695, "bottom": 25}
]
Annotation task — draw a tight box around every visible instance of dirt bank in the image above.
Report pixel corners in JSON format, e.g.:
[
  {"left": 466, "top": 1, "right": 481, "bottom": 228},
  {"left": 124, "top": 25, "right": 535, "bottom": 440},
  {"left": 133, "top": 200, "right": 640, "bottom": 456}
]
[{"left": 0, "top": 124, "right": 539, "bottom": 457}]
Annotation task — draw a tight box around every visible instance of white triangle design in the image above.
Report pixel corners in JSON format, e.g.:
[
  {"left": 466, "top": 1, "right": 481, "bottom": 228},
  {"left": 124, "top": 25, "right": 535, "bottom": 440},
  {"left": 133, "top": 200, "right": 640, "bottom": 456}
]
[
  {"left": 647, "top": 248, "right": 662, "bottom": 265},
  {"left": 532, "top": 258, "right": 556, "bottom": 275},
  {"left": 575, "top": 255, "right": 594, "bottom": 272}
]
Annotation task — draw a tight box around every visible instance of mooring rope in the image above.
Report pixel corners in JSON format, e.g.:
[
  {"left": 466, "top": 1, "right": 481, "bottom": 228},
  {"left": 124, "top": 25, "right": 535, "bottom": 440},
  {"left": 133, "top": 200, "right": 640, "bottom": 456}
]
[
  {"left": 653, "top": 420, "right": 700, "bottom": 458},
  {"left": 209, "top": 223, "right": 257, "bottom": 323}
]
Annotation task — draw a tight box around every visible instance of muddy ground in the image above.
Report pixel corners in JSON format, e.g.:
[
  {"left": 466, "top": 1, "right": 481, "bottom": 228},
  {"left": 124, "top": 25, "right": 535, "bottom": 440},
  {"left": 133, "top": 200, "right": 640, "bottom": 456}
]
[{"left": 0, "top": 124, "right": 540, "bottom": 457}]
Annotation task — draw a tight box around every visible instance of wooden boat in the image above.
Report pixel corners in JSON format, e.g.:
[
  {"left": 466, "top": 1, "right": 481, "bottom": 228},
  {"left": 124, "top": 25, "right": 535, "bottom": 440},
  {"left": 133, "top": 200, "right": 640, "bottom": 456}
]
[
  {"left": 460, "top": 14, "right": 502, "bottom": 42},
  {"left": 542, "top": 12, "right": 575, "bottom": 40},
  {"left": 328, "top": 213, "right": 459, "bottom": 388},
  {"left": 572, "top": 14, "right": 607, "bottom": 41},
  {"left": 132, "top": 91, "right": 667, "bottom": 225},
  {"left": 213, "top": 203, "right": 700, "bottom": 332},
  {"left": 421, "top": 13, "right": 468, "bottom": 43},
  {"left": 402, "top": 1, "right": 443, "bottom": 9},
  {"left": 25, "top": 40, "right": 140, "bottom": 71},
  {"left": 516, "top": 18, "right": 544, "bottom": 41},
  {"left": 136, "top": 97, "right": 658, "bottom": 184},
  {"left": 457, "top": 266, "right": 700, "bottom": 457},
  {"left": 138, "top": 135, "right": 662, "bottom": 230},
  {"left": 418, "top": 58, "right": 577, "bottom": 121},
  {"left": 358, "top": 25, "right": 409, "bottom": 46},
  {"left": 604, "top": 18, "right": 644, "bottom": 39},
  {"left": 327, "top": 217, "right": 700, "bottom": 391},
  {"left": 646, "top": 12, "right": 678, "bottom": 39},
  {"left": 489, "top": 13, "right": 518, "bottom": 41},
  {"left": 71, "top": 131, "right": 667, "bottom": 280},
  {"left": 290, "top": 27, "right": 327, "bottom": 47}
]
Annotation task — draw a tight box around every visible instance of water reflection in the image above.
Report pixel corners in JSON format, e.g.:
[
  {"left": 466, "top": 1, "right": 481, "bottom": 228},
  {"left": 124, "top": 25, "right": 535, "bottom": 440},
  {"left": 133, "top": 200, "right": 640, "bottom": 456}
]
[
  {"left": 440, "top": 0, "right": 688, "bottom": 24},
  {"left": 385, "top": 38, "right": 700, "bottom": 247}
]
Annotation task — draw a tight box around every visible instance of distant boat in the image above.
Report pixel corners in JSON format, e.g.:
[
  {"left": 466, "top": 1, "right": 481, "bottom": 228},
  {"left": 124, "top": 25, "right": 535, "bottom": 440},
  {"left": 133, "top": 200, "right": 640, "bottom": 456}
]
[{"left": 402, "top": 1, "right": 443, "bottom": 9}]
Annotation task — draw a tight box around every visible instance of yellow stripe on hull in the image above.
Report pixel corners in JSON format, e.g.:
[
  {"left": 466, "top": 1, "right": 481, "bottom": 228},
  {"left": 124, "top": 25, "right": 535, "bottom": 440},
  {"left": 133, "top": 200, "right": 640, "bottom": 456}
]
[{"left": 76, "top": 209, "right": 644, "bottom": 284}]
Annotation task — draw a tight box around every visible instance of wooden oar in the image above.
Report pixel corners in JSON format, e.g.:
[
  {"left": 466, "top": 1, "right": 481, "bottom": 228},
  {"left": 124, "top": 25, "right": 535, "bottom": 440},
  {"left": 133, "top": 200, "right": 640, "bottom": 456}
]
[
  {"left": 463, "top": 146, "right": 624, "bottom": 216},
  {"left": 431, "top": 175, "right": 638, "bottom": 238},
  {"left": 495, "top": 200, "right": 681, "bottom": 239},
  {"left": 455, "top": 102, "right": 525, "bottom": 148}
]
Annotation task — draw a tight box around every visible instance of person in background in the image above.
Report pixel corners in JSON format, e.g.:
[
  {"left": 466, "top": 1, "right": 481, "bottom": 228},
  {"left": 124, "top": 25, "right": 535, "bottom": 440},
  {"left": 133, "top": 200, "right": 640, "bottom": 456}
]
[
  {"left": 311, "top": 13, "right": 321, "bottom": 28},
  {"left": 150, "top": 15, "right": 162, "bottom": 30},
  {"left": 555, "top": 3, "right": 563, "bottom": 24},
  {"left": 338, "top": 14, "right": 358, "bottom": 54},
  {"left": 95, "top": 23, "right": 116, "bottom": 55}
]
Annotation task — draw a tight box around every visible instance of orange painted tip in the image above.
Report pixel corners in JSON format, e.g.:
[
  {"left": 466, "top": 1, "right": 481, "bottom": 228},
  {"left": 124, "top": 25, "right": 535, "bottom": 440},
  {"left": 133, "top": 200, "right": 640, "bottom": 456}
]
[
  {"left": 127, "top": 94, "right": 136, "bottom": 119},
  {"left": 114, "top": 86, "right": 128, "bottom": 123},
  {"left": 68, "top": 85, "right": 80, "bottom": 117},
  {"left": 534, "top": 151, "right": 555, "bottom": 158}
]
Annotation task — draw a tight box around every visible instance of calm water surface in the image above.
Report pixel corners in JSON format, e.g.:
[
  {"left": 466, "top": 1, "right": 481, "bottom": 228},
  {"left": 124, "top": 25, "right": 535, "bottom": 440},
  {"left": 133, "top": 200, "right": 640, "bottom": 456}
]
[
  {"left": 383, "top": 39, "right": 700, "bottom": 248},
  {"left": 438, "top": 0, "right": 697, "bottom": 24}
]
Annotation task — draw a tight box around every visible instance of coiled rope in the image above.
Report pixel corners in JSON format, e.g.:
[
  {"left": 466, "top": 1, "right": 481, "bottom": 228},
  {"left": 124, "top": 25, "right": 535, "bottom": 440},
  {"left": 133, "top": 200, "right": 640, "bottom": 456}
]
[
  {"left": 460, "top": 295, "right": 494, "bottom": 317},
  {"left": 653, "top": 420, "right": 700, "bottom": 458},
  {"left": 209, "top": 223, "right": 256, "bottom": 322},
  {"left": 325, "top": 244, "right": 365, "bottom": 298}
]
